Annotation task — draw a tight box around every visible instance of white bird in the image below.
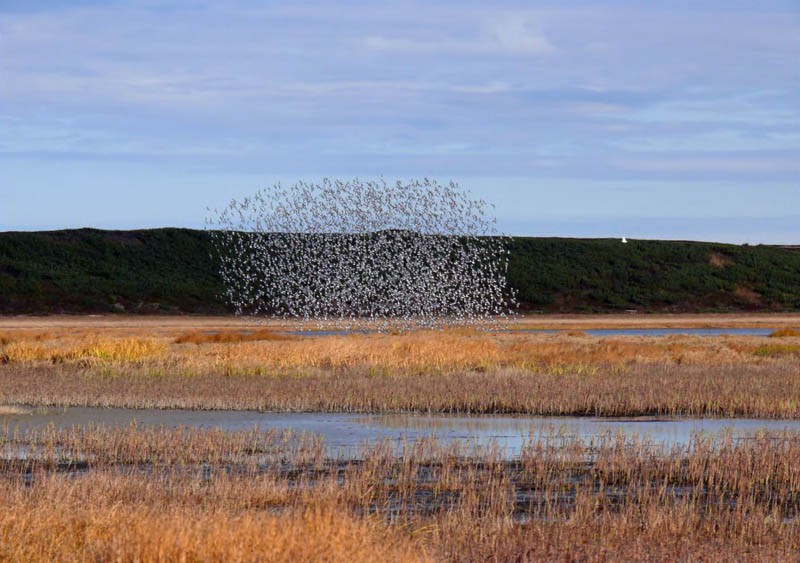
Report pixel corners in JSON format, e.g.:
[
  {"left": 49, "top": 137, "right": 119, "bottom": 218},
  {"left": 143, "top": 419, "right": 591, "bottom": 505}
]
[
  {"left": 621, "top": 237, "right": 628, "bottom": 244},
  {"left": 209, "top": 178, "right": 515, "bottom": 332}
]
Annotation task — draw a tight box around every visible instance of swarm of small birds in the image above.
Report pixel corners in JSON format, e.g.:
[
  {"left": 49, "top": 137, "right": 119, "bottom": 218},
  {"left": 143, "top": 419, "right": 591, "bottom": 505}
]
[{"left": 207, "top": 178, "right": 516, "bottom": 332}]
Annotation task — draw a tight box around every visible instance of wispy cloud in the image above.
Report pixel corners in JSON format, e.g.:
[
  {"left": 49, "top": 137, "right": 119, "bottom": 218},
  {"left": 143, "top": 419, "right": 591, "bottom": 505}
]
[
  {"left": 365, "top": 14, "right": 554, "bottom": 55},
  {"left": 1, "top": 0, "right": 798, "bottom": 240}
]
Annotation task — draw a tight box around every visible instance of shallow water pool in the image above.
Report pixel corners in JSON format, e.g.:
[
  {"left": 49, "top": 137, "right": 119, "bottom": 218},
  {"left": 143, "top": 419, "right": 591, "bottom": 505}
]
[{"left": 3, "top": 407, "right": 799, "bottom": 458}]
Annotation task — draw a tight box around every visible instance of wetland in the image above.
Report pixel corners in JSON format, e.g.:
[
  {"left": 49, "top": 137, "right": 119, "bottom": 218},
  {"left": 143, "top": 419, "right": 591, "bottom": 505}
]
[{"left": 1, "top": 315, "right": 799, "bottom": 561}]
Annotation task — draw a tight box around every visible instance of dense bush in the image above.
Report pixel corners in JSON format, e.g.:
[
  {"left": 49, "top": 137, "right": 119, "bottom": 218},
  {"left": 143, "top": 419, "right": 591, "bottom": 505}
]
[
  {"left": 0, "top": 229, "right": 226, "bottom": 314},
  {"left": 0, "top": 229, "right": 798, "bottom": 314},
  {"left": 504, "top": 237, "right": 800, "bottom": 312}
]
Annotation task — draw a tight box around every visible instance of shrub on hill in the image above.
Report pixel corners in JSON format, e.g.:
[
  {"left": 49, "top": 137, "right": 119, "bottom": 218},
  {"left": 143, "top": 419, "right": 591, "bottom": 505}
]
[{"left": 0, "top": 230, "right": 798, "bottom": 314}]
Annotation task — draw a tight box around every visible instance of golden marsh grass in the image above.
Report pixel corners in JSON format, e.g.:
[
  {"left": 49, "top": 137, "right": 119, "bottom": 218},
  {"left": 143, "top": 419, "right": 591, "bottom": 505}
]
[
  {"left": 771, "top": 328, "right": 800, "bottom": 338},
  {"left": 1, "top": 317, "right": 799, "bottom": 417}
]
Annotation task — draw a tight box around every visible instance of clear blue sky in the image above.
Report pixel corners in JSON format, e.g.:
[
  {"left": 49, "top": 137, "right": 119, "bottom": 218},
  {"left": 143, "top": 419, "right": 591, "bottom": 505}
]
[{"left": 1, "top": 0, "right": 798, "bottom": 242}]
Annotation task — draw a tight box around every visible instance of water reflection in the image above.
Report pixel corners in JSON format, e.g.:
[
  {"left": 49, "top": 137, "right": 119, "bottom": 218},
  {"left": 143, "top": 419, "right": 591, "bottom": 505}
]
[
  {"left": 522, "top": 328, "right": 778, "bottom": 337},
  {"left": 285, "top": 327, "right": 783, "bottom": 337},
  {"left": 3, "top": 407, "right": 800, "bottom": 458}
]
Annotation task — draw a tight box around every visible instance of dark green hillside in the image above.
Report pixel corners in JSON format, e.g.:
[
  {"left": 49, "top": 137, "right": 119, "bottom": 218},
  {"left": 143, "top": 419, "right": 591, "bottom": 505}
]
[
  {"left": 508, "top": 238, "right": 800, "bottom": 312},
  {"left": 0, "top": 229, "right": 798, "bottom": 314},
  {"left": 0, "top": 229, "right": 225, "bottom": 314}
]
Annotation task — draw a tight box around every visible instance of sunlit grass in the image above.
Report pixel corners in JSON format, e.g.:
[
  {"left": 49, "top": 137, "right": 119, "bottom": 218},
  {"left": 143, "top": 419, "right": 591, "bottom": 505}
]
[
  {"left": 1, "top": 337, "right": 166, "bottom": 365},
  {"left": 1, "top": 426, "right": 799, "bottom": 561},
  {"left": 0, "top": 490, "right": 426, "bottom": 563},
  {"left": 0, "top": 326, "right": 770, "bottom": 371},
  {"left": 2, "top": 316, "right": 799, "bottom": 559},
  {"left": 753, "top": 344, "right": 800, "bottom": 357},
  {"left": 770, "top": 328, "right": 800, "bottom": 337},
  {"left": 174, "top": 328, "right": 295, "bottom": 344},
  {"left": 1, "top": 323, "right": 799, "bottom": 417}
]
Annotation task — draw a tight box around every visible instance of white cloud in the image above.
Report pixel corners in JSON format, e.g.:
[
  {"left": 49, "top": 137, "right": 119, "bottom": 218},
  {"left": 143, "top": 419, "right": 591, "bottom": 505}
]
[
  {"left": 615, "top": 156, "right": 800, "bottom": 175},
  {"left": 628, "top": 93, "right": 800, "bottom": 127},
  {"left": 365, "top": 13, "right": 553, "bottom": 56},
  {"left": 486, "top": 14, "right": 554, "bottom": 55},
  {"left": 1, "top": 0, "right": 797, "bottom": 187},
  {"left": 616, "top": 129, "right": 800, "bottom": 153},
  {"left": 451, "top": 81, "right": 511, "bottom": 94}
]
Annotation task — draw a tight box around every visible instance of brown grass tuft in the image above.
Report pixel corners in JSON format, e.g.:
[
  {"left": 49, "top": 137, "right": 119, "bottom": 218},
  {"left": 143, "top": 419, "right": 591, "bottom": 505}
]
[
  {"left": 0, "top": 488, "right": 427, "bottom": 562},
  {"left": 770, "top": 328, "right": 800, "bottom": 337},
  {"left": 709, "top": 252, "right": 734, "bottom": 268},
  {"left": 733, "top": 286, "right": 763, "bottom": 306},
  {"left": 1, "top": 337, "right": 166, "bottom": 364},
  {"left": 754, "top": 344, "right": 800, "bottom": 357},
  {"left": 0, "top": 405, "right": 31, "bottom": 415},
  {"left": 561, "top": 330, "right": 587, "bottom": 337},
  {"left": 175, "top": 328, "right": 295, "bottom": 344}
]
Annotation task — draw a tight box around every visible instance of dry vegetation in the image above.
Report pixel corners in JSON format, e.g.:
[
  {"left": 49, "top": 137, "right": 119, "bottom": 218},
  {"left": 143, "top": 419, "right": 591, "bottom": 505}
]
[
  {"left": 771, "top": 328, "right": 800, "bottom": 338},
  {"left": 3, "top": 316, "right": 800, "bottom": 560},
  {"left": 1, "top": 425, "right": 799, "bottom": 561},
  {"left": 174, "top": 327, "right": 295, "bottom": 344},
  {"left": 1, "top": 317, "right": 800, "bottom": 417}
]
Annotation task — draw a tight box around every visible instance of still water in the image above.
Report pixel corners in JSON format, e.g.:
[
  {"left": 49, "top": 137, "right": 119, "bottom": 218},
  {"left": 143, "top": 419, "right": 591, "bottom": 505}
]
[
  {"left": 3, "top": 407, "right": 799, "bottom": 457},
  {"left": 524, "top": 328, "right": 777, "bottom": 337},
  {"left": 287, "top": 328, "right": 780, "bottom": 337}
]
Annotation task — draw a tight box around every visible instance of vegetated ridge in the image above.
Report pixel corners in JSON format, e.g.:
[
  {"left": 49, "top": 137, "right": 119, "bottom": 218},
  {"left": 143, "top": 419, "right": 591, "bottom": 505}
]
[{"left": 0, "top": 228, "right": 798, "bottom": 314}]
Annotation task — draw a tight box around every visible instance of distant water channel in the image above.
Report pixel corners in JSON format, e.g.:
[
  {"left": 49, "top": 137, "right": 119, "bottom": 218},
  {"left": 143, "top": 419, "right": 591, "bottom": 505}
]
[
  {"left": 4, "top": 407, "right": 800, "bottom": 458},
  {"left": 287, "top": 328, "right": 779, "bottom": 337},
  {"left": 522, "top": 328, "right": 778, "bottom": 337}
]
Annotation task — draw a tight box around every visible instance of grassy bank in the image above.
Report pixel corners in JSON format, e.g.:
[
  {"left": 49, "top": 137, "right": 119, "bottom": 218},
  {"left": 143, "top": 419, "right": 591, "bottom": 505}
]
[
  {"left": 2, "top": 324, "right": 799, "bottom": 417},
  {"left": 2, "top": 228, "right": 799, "bottom": 314}
]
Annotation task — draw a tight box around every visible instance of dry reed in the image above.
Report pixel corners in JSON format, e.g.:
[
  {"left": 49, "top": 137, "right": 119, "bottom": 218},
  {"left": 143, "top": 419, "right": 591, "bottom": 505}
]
[
  {"left": 3, "top": 318, "right": 798, "bottom": 559},
  {"left": 1, "top": 337, "right": 165, "bottom": 365},
  {"left": 3, "top": 324, "right": 797, "bottom": 372},
  {"left": 2, "top": 360, "right": 799, "bottom": 417},
  {"left": 770, "top": 328, "right": 800, "bottom": 338},
  {"left": 1, "top": 425, "right": 799, "bottom": 561},
  {"left": 1, "top": 324, "right": 799, "bottom": 417},
  {"left": 174, "top": 328, "right": 295, "bottom": 344},
  {"left": 0, "top": 488, "right": 427, "bottom": 562}
]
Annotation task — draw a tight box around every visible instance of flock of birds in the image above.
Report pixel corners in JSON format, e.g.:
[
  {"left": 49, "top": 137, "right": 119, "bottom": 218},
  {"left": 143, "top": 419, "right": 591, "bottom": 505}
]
[{"left": 208, "top": 178, "right": 516, "bottom": 332}]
